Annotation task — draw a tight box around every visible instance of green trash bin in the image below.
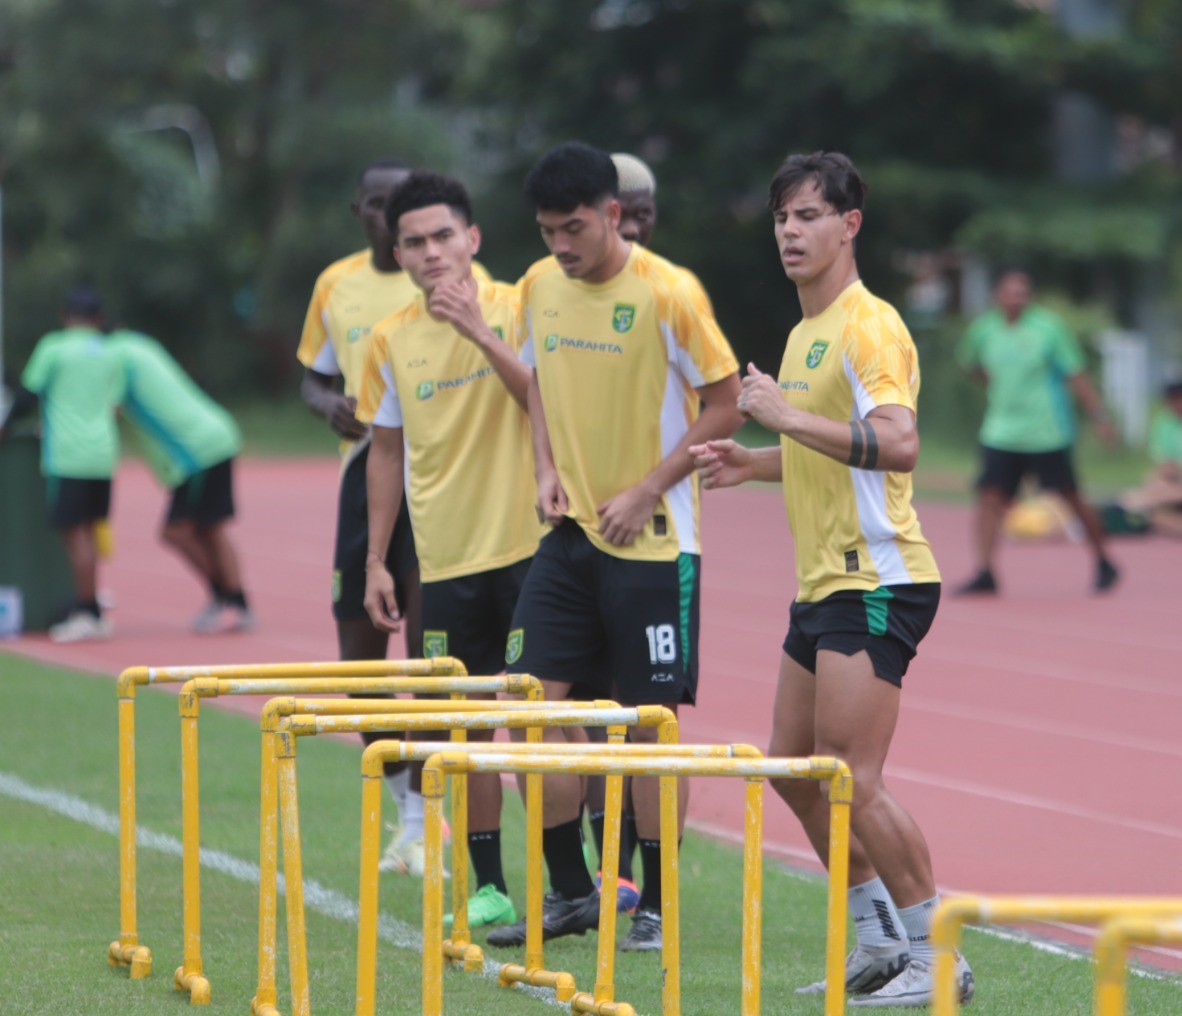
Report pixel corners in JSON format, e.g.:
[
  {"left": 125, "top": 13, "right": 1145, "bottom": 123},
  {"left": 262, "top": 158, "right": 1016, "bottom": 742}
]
[{"left": 0, "top": 426, "right": 75, "bottom": 632}]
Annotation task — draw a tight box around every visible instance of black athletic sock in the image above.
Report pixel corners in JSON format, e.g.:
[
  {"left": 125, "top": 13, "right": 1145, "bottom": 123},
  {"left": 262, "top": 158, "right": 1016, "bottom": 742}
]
[
  {"left": 636, "top": 837, "right": 665, "bottom": 913},
  {"left": 78, "top": 600, "right": 102, "bottom": 619},
  {"left": 619, "top": 811, "right": 636, "bottom": 882},
  {"left": 221, "top": 589, "right": 248, "bottom": 609},
  {"left": 468, "top": 830, "right": 507, "bottom": 895},
  {"left": 542, "top": 817, "right": 595, "bottom": 900},
  {"left": 210, "top": 581, "right": 228, "bottom": 601},
  {"left": 587, "top": 810, "right": 606, "bottom": 866}
]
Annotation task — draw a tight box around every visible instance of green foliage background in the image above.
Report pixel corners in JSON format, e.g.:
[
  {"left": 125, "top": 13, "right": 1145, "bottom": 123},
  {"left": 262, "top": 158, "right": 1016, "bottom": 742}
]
[{"left": 2, "top": 0, "right": 1180, "bottom": 418}]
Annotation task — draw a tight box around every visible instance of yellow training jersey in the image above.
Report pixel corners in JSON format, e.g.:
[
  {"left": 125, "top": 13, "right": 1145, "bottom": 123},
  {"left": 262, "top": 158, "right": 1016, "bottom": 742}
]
[
  {"left": 778, "top": 280, "right": 940, "bottom": 601},
  {"left": 356, "top": 280, "right": 541, "bottom": 582},
  {"left": 296, "top": 250, "right": 490, "bottom": 460},
  {"left": 519, "top": 245, "right": 739, "bottom": 562}
]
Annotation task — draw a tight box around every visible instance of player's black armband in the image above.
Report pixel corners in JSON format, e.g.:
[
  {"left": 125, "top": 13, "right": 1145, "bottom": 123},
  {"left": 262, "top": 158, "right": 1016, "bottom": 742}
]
[
  {"left": 847, "top": 422, "right": 864, "bottom": 467},
  {"left": 863, "top": 421, "right": 879, "bottom": 470}
]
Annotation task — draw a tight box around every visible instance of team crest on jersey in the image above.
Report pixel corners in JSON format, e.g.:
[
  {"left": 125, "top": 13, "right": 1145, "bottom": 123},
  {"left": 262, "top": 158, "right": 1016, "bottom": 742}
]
[
  {"left": 423, "top": 630, "right": 448, "bottom": 658},
  {"left": 805, "top": 340, "right": 830, "bottom": 369},
  {"left": 544, "top": 334, "right": 559, "bottom": 352},
  {"left": 492, "top": 326, "right": 504, "bottom": 341},
  {"left": 612, "top": 303, "right": 636, "bottom": 333},
  {"left": 347, "top": 326, "right": 368, "bottom": 344},
  {"left": 505, "top": 628, "right": 524, "bottom": 665},
  {"left": 416, "top": 381, "right": 435, "bottom": 400}
]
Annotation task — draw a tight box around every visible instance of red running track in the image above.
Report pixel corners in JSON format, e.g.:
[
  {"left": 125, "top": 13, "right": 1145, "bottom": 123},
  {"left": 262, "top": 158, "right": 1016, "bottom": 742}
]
[{"left": 4, "top": 458, "right": 1180, "bottom": 959}]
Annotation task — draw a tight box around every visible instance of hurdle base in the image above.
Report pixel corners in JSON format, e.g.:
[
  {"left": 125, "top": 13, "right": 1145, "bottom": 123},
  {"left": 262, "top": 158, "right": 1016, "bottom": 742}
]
[
  {"left": 173, "top": 964, "right": 211, "bottom": 1005},
  {"left": 443, "top": 938, "right": 484, "bottom": 972},
  {"left": 498, "top": 963, "right": 577, "bottom": 1002},
  {"left": 107, "top": 939, "right": 152, "bottom": 978},
  {"left": 249, "top": 994, "right": 282, "bottom": 1016},
  {"left": 571, "top": 991, "right": 636, "bottom": 1016}
]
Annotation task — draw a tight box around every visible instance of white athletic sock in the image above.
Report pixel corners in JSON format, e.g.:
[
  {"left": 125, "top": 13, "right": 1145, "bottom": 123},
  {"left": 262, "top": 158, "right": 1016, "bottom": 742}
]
[
  {"left": 384, "top": 769, "right": 409, "bottom": 816},
  {"left": 399, "top": 789, "right": 425, "bottom": 843},
  {"left": 897, "top": 895, "right": 939, "bottom": 965},
  {"left": 849, "top": 877, "right": 906, "bottom": 949}
]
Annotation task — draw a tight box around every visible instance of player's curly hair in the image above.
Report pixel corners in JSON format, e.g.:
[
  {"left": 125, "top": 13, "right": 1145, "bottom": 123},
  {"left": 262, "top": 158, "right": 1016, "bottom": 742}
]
[
  {"left": 384, "top": 171, "right": 473, "bottom": 237},
  {"left": 768, "top": 151, "right": 867, "bottom": 215},
  {"left": 524, "top": 142, "right": 619, "bottom": 213}
]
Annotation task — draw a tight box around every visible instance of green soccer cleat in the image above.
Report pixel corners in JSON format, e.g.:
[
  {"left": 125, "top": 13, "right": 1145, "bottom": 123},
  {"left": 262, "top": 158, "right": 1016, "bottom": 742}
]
[{"left": 443, "top": 883, "right": 518, "bottom": 929}]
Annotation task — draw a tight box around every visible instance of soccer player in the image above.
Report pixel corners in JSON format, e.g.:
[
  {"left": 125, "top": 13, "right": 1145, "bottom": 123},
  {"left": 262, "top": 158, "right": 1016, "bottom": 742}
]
[
  {"left": 485, "top": 142, "right": 742, "bottom": 952},
  {"left": 108, "top": 329, "right": 253, "bottom": 633},
  {"left": 955, "top": 268, "right": 1119, "bottom": 595},
  {"left": 295, "top": 160, "right": 424, "bottom": 871},
  {"left": 2, "top": 288, "right": 125, "bottom": 642},
  {"left": 690, "top": 151, "right": 974, "bottom": 1006},
  {"left": 358, "top": 170, "right": 538, "bottom": 926},
  {"left": 610, "top": 152, "right": 658, "bottom": 246}
]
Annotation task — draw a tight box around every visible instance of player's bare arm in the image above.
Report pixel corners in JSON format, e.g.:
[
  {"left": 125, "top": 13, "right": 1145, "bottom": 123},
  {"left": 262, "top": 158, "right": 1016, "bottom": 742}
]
[
  {"left": 690, "top": 440, "right": 782, "bottom": 489},
  {"left": 597, "top": 372, "right": 744, "bottom": 546},
  {"left": 526, "top": 370, "right": 569, "bottom": 525},
  {"left": 428, "top": 279, "right": 531, "bottom": 408},
  {"left": 1068, "top": 371, "right": 1118, "bottom": 446},
  {"left": 363, "top": 423, "right": 405, "bottom": 633},
  {"left": 738, "top": 362, "right": 919, "bottom": 473},
  {"left": 300, "top": 368, "right": 368, "bottom": 440}
]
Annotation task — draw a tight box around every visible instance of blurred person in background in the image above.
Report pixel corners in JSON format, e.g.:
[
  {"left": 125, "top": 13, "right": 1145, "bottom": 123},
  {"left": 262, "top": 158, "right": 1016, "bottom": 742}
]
[
  {"left": 0, "top": 288, "right": 124, "bottom": 642},
  {"left": 1113, "top": 377, "right": 1182, "bottom": 537},
  {"left": 955, "top": 269, "right": 1119, "bottom": 595},
  {"left": 109, "top": 329, "right": 253, "bottom": 633}
]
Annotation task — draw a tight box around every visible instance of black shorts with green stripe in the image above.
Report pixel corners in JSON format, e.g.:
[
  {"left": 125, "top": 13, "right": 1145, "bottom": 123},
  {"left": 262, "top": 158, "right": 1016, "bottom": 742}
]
[
  {"left": 782, "top": 583, "right": 941, "bottom": 688},
  {"left": 507, "top": 520, "right": 700, "bottom": 705}
]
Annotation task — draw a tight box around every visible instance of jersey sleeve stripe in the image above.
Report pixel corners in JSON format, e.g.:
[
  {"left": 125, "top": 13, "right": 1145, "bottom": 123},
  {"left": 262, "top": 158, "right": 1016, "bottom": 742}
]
[{"left": 373, "top": 362, "right": 403, "bottom": 428}]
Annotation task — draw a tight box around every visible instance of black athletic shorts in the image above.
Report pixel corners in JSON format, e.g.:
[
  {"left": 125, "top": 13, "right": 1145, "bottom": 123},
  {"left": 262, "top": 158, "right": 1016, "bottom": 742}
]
[
  {"left": 166, "top": 457, "right": 236, "bottom": 527},
  {"left": 508, "top": 520, "right": 700, "bottom": 705},
  {"left": 977, "top": 445, "right": 1078, "bottom": 501},
  {"left": 333, "top": 442, "right": 417, "bottom": 622},
  {"left": 782, "top": 583, "right": 941, "bottom": 688},
  {"left": 47, "top": 476, "right": 111, "bottom": 530},
  {"left": 421, "top": 557, "right": 533, "bottom": 676}
]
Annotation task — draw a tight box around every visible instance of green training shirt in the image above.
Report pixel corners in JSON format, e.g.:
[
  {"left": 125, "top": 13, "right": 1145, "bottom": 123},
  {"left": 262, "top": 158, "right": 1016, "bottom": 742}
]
[
  {"left": 20, "top": 327, "right": 125, "bottom": 478},
  {"left": 108, "top": 331, "right": 241, "bottom": 488},
  {"left": 957, "top": 306, "right": 1086, "bottom": 453},
  {"left": 1148, "top": 408, "right": 1182, "bottom": 465}
]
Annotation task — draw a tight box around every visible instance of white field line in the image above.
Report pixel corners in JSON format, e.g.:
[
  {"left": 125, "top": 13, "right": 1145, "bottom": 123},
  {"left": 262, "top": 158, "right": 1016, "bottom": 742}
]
[{"left": 0, "top": 771, "right": 560, "bottom": 1009}]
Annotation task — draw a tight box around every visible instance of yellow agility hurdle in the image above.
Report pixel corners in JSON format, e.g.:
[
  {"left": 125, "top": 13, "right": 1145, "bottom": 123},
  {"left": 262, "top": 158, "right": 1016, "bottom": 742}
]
[
  {"left": 251, "top": 688, "right": 552, "bottom": 1016},
  {"left": 355, "top": 739, "right": 763, "bottom": 1016},
  {"left": 1094, "top": 914, "right": 1182, "bottom": 1016},
  {"left": 109, "top": 657, "right": 468, "bottom": 981},
  {"left": 419, "top": 750, "right": 854, "bottom": 1016},
  {"left": 264, "top": 700, "right": 653, "bottom": 1016},
  {"left": 932, "top": 896, "right": 1182, "bottom": 1016},
  {"left": 170, "top": 674, "right": 542, "bottom": 1006}
]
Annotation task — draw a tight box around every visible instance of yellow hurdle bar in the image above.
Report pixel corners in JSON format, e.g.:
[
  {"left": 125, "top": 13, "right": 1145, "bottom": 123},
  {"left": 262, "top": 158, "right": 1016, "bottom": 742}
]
[
  {"left": 932, "top": 896, "right": 1182, "bottom": 1016},
  {"left": 268, "top": 701, "right": 653, "bottom": 1016},
  {"left": 109, "top": 657, "right": 468, "bottom": 981},
  {"left": 172, "top": 674, "right": 541, "bottom": 1009},
  {"left": 1094, "top": 914, "right": 1182, "bottom": 1016},
  {"left": 354, "top": 738, "right": 757, "bottom": 1016},
  {"left": 419, "top": 751, "right": 852, "bottom": 1016},
  {"left": 253, "top": 692, "right": 557, "bottom": 1016}
]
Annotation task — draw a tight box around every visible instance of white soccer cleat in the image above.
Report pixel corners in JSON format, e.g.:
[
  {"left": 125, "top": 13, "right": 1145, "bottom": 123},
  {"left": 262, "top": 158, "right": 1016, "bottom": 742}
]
[
  {"left": 378, "top": 830, "right": 449, "bottom": 878},
  {"left": 849, "top": 953, "right": 975, "bottom": 1008},
  {"left": 796, "top": 943, "right": 911, "bottom": 996}
]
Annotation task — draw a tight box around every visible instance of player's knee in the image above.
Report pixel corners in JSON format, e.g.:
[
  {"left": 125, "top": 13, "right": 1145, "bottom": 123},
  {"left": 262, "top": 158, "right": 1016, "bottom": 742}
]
[{"left": 771, "top": 776, "right": 823, "bottom": 814}]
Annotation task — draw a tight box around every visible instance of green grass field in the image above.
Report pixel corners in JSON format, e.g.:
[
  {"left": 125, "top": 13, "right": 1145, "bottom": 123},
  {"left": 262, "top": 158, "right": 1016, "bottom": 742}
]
[{"left": 2, "top": 658, "right": 1179, "bottom": 1014}]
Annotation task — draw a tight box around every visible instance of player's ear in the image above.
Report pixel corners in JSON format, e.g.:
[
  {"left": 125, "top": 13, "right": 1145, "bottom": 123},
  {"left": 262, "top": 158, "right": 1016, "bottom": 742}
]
[
  {"left": 603, "top": 197, "right": 621, "bottom": 231},
  {"left": 843, "top": 209, "right": 863, "bottom": 244},
  {"left": 468, "top": 224, "right": 482, "bottom": 256},
  {"left": 392, "top": 244, "right": 404, "bottom": 269}
]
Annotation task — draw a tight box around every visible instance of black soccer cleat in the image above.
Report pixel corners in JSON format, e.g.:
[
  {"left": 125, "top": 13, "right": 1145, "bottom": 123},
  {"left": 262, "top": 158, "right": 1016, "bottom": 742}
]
[{"left": 485, "top": 889, "right": 600, "bottom": 948}]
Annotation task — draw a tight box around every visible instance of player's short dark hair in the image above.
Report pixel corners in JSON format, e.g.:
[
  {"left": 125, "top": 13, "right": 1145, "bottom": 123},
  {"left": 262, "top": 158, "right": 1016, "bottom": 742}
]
[
  {"left": 384, "top": 171, "right": 474, "bottom": 237},
  {"left": 524, "top": 142, "right": 618, "bottom": 213},
  {"left": 63, "top": 286, "right": 103, "bottom": 318},
  {"left": 768, "top": 151, "right": 867, "bottom": 215},
  {"left": 357, "top": 158, "right": 411, "bottom": 189}
]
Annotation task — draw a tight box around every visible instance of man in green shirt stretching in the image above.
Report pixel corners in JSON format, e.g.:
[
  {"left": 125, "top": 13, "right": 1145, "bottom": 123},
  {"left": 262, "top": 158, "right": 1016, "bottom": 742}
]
[
  {"left": 956, "top": 269, "right": 1118, "bottom": 594},
  {"left": 109, "top": 330, "right": 255, "bottom": 633}
]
